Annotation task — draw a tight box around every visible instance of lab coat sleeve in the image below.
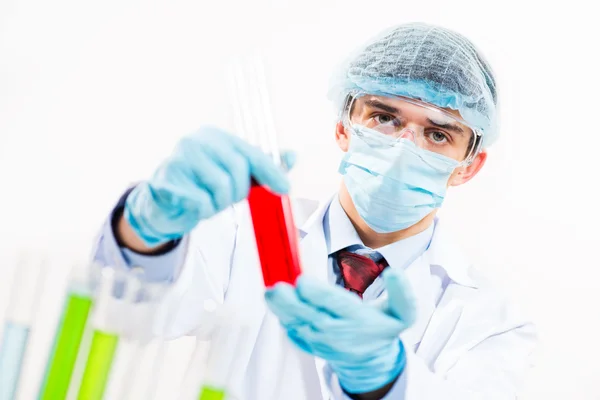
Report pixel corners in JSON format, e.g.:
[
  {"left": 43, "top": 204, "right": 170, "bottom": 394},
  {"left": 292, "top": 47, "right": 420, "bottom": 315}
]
[
  {"left": 325, "top": 321, "right": 537, "bottom": 400},
  {"left": 91, "top": 188, "right": 187, "bottom": 282}
]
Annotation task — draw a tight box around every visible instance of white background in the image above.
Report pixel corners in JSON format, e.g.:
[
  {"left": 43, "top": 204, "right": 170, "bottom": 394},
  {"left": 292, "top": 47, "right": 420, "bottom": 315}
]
[{"left": 1, "top": 0, "right": 599, "bottom": 399}]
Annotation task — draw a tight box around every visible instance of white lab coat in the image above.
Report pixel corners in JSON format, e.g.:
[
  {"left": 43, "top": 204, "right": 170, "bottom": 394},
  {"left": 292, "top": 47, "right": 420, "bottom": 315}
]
[{"left": 155, "top": 197, "right": 536, "bottom": 400}]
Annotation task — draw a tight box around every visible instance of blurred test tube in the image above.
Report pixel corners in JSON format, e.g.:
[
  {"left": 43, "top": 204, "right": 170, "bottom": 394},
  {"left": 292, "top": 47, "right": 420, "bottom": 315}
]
[
  {"left": 190, "top": 308, "right": 251, "bottom": 400},
  {"left": 73, "top": 268, "right": 141, "bottom": 400},
  {"left": 112, "top": 279, "right": 169, "bottom": 400},
  {"left": 38, "top": 262, "right": 97, "bottom": 400},
  {"left": 0, "top": 253, "right": 46, "bottom": 400}
]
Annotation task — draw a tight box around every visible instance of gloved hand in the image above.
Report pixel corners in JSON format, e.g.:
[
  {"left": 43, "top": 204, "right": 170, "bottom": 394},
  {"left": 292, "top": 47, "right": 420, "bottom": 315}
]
[
  {"left": 265, "top": 270, "right": 416, "bottom": 394},
  {"left": 125, "top": 126, "right": 293, "bottom": 246}
]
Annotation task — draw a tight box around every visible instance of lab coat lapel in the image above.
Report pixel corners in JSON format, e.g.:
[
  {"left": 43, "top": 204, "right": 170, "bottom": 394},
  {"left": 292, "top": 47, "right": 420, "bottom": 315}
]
[
  {"left": 405, "top": 221, "right": 478, "bottom": 361},
  {"left": 399, "top": 255, "right": 437, "bottom": 350}
]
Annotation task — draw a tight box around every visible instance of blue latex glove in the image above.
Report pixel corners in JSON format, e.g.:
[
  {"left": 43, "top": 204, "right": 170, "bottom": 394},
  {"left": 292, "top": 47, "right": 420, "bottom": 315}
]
[
  {"left": 125, "top": 126, "right": 294, "bottom": 246},
  {"left": 265, "top": 270, "right": 416, "bottom": 394}
]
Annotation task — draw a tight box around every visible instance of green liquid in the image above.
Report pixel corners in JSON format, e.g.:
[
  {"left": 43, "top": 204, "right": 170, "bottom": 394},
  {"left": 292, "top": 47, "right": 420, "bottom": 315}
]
[
  {"left": 76, "top": 330, "right": 119, "bottom": 400},
  {"left": 199, "top": 386, "right": 226, "bottom": 400},
  {"left": 38, "top": 293, "right": 93, "bottom": 400}
]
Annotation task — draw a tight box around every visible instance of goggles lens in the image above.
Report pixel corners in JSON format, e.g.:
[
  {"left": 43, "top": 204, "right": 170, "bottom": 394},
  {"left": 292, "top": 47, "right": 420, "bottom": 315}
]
[{"left": 346, "top": 93, "right": 482, "bottom": 163}]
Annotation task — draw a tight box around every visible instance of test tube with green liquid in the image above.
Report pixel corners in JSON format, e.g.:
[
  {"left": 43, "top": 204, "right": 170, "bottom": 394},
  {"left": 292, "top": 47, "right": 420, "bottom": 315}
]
[
  {"left": 194, "top": 309, "right": 251, "bottom": 400},
  {"left": 198, "top": 386, "right": 226, "bottom": 400},
  {"left": 38, "top": 263, "right": 97, "bottom": 400},
  {"left": 76, "top": 268, "right": 141, "bottom": 400}
]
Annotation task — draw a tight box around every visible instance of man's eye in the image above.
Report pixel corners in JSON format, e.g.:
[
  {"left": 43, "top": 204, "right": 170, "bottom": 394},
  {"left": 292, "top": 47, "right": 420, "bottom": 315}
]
[
  {"left": 374, "top": 114, "right": 395, "bottom": 125},
  {"left": 429, "top": 131, "right": 448, "bottom": 144}
]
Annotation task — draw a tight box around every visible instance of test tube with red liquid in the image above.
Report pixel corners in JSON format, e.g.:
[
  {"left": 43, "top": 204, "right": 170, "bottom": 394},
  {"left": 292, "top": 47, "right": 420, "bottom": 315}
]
[{"left": 227, "top": 53, "right": 302, "bottom": 287}]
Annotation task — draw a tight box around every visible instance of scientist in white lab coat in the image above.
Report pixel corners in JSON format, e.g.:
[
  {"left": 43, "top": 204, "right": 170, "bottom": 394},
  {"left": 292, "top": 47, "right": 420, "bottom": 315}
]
[{"left": 94, "top": 23, "right": 536, "bottom": 399}]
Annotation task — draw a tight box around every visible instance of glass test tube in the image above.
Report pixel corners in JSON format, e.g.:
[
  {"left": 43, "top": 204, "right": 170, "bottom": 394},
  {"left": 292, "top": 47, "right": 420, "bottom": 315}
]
[
  {"left": 196, "top": 313, "right": 251, "bottom": 400},
  {"left": 227, "top": 53, "right": 302, "bottom": 287},
  {"left": 114, "top": 280, "right": 169, "bottom": 400},
  {"left": 0, "top": 254, "right": 45, "bottom": 400},
  {"left": 145, "top": 281, "right": 193, "bottom": 400},
  {"left": 38, "top": 263, "right": 97, "bottom": 400},
  {"left": 76, "top": 268, "right": 140, "bottom": 400}
]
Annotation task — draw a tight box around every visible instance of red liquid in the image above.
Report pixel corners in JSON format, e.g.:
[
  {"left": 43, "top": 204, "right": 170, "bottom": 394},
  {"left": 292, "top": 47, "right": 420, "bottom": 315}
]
[{"left": 247, "top": 184, "right": 302, "bottom": 287}]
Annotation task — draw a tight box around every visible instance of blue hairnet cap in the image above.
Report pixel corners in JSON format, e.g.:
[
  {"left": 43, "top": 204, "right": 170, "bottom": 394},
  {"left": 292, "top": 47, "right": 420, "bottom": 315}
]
[{"left": 329, "top": 23, "right": 499, "bottom": 147}]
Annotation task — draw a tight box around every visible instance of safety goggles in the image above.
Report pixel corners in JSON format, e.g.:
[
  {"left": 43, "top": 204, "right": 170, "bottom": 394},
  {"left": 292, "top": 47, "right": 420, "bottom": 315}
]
[{"left": 344, "top": 92, "right": 483, "bottom": 164}]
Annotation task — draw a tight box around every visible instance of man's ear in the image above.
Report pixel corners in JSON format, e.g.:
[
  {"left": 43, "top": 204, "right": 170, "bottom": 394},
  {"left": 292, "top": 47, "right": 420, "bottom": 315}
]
[
  {"left": 448, "top": 150, "right": 487, "bottom": 187},
  {"left": 335, "top": 121, "right": 351, "bottom": 152}
]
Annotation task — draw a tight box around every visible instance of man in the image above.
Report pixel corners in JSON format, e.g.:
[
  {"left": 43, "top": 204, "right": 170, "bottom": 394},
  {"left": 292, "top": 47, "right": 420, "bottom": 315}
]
[{"left": 94, "top": 23, "right": 536, "bottom": 399}]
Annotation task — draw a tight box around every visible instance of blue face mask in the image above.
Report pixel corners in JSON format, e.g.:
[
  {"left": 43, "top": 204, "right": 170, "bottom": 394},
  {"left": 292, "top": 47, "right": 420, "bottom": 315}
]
[{"left": 339, "top": 125, "right": 459, "bottom": 233}]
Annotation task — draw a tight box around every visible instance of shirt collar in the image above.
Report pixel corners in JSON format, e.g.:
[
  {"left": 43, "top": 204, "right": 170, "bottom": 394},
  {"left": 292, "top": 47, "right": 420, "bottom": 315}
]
[
  {"left": 324, "top": 195, "right": 365, "bottom": 255},
  {"left": 377, "top": 224, "right": 433, "bottom": 271},
  {"left": 324, "top": 196, "right": 434, "bottom": 271},
  {"left": 304, "top": 194, "right": 478, "bottom": 288}
]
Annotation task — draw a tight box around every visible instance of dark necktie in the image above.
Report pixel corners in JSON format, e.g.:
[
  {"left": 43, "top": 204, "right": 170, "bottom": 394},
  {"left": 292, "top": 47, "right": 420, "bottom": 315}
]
[{"left": 335, "top": 250, "right": 389, "bottom": 298}]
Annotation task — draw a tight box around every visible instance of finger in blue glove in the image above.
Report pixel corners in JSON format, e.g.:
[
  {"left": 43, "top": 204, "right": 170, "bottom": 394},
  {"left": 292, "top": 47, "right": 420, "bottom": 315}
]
[{"left": 380, "top": 268, "right": 417, "bottom": 326}]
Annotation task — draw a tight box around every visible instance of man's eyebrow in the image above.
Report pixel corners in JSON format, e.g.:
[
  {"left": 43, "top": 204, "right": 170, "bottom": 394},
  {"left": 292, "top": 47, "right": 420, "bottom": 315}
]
[
  {"left": 426, "top": 117, "right": 465, "bottom": 134},
  {"left": 364, "top": 99, "right": 400, "bottom": 115}
]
